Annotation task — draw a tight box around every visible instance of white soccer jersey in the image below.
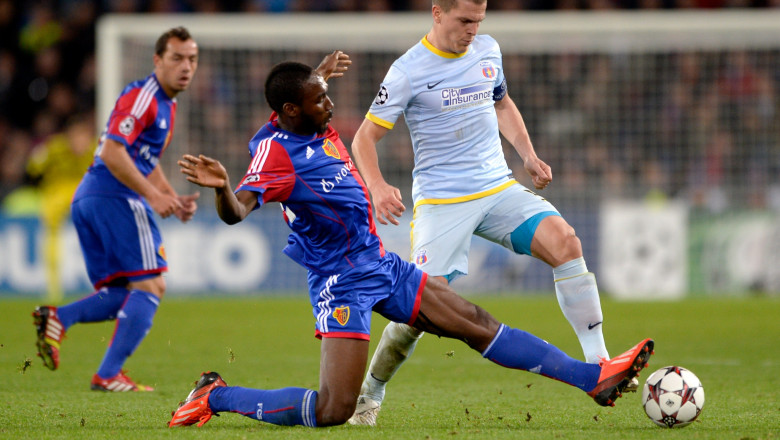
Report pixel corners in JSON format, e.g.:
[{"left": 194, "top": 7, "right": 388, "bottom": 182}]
[{"left": 367, "top": 34, "right": 513, "bottom": 206}]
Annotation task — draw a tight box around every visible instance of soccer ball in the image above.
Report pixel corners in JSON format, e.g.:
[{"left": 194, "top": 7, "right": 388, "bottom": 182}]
[{"left": 642, "top": 366, "right": 705, "bottom": 428}]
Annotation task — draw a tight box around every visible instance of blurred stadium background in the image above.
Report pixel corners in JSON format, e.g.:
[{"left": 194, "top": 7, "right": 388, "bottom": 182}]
[{"left": 1, "top": 1, "right": 778, "bottom": 300}]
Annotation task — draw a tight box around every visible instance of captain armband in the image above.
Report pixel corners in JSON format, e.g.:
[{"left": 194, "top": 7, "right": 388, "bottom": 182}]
[{"left": 493, "top": 78, "right": 507, "bottom": 101}]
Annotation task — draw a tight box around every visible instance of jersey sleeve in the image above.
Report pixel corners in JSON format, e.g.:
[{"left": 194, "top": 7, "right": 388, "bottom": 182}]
[
  {"left": 365, "top": 62, "right": 412, "bottom": 130},
  {"left": 105, "top": 88, "right": 157, "bottom": 147},
  {"left": 235, "top": 138, "right": 296, "bottom": 207}
]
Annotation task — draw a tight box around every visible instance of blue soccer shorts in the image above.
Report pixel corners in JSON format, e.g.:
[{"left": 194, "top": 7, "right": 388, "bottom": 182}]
[
  {"left": 71, "top": 195, "right": 167, "bottom": 289},
  {"left": 308, "top": 252, "right": 427, "bottom": 340}
]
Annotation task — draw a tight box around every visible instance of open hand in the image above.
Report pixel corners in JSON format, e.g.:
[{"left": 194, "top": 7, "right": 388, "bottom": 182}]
[
  {"left": 179, "top": 154, "right": 229, "bottom": 189},
  {"left": 315, "top": 50, "right": 351, "bottom": 81}
]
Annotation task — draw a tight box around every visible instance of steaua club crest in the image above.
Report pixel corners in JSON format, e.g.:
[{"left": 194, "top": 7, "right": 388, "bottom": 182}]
[
  {"left": 322, "top": 138, "right": 340, "bottom": 159},
  {"left": 333, "top": 306, "right": 350, "bottom": 326},
  {"left": 414, "top": 249, "right": 428, "bottom": 266},
  {"left": 480, "top": 60, "right": 496, "bottom": 79}
]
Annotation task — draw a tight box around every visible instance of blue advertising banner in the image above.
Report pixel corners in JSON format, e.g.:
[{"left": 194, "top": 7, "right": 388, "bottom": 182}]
[
  {"left": 0, "top": 208, "right": 602, "bottom": 297},
  {"left": 0, "top": 209, "right": 309, "bottom": 296}
]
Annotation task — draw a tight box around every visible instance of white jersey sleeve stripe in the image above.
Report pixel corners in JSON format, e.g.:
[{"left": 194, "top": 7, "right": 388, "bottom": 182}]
[
  {"left": 136, "top": 81, "right": 159, "bottom": 119},
  {"left": 129, "top": 79, "right": 149, "bottom": 116},
  {"left": 130, "top": 78, "right": 159, "bottom": 120},
  {"left": 248, "top": 138, "right": 266, "bottom": 173},
  {"left": 249, "top": 137, "right": 273, "bottom": 174}
]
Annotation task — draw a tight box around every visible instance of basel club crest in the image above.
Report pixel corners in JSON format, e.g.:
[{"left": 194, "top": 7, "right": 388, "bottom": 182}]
[
  {"left": 374, "top": 85, "right": 388, "bottom": 105},
  {"left": 333, "top": 306, "right": 350, "bottom": 326},
  {"left": 322, "top": 138, "right": 340, "bottom": 159}
]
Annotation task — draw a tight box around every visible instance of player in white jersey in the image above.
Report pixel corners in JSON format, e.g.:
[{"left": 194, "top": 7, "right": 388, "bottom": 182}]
[{"left": 348, "top": 0, "right": 631, "bottom": 426}]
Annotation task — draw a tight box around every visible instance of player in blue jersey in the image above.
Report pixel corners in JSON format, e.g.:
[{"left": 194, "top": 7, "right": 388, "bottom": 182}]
[
  {"left": 167, "top": 59, "right": 653, "bottom": 429},
  {"left": 348, "top": 0, "right": 626, "bottom": 425},
  {"left": 31, "top": 27, "right": 201, "bottom": 391}
]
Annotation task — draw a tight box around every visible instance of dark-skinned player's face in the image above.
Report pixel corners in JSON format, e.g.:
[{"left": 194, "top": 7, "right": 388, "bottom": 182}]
[{"left": 298, "top": 74, "right": 333, "bottom": 135}]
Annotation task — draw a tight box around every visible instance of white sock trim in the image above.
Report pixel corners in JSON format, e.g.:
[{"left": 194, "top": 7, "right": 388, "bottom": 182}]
[
  {"left": 481, "top": 324, "right": 506, "bottom": 357},
  {"left": 553, "top": 257, "right": 588, "bottom": 282}
]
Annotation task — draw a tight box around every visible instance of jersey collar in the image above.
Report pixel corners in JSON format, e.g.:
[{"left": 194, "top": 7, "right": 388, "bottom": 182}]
[
  {"left": 421, "top": 35, "right": 469, "bottom": 59},
  {"left": 268, "top": 118, "right": 328, "bottom": 142}
]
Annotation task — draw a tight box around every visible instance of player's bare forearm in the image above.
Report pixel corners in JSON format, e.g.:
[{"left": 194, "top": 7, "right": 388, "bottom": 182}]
[
  {"left": 315, "top": 50, "right": 351, "bottom": 81},
  {"left": 495, "top": 96, "right": 552, "bottom": 189},
  {"left": 102, "top": 139, "right": 182, "bottom": 217},
  {"left": 351, "top": 119, "right": 389, "bottom": 193},
  {"left": 351, "top": 119, "right": 405, "bottom": 225},
  {"left": 148, "top": 165, "right": 176, "bottom": 196},
  {"left": 214, "top": 186, "right": 245, "bottom": 225},
  {"left": 495, "top": 95, "right": 535, "bottom": 161},
  {"left": 150, "top": 161, "right": 200, "bottom": 222},
  {"left": 101, "top": 139, "right": 161, "bottom": 199}
]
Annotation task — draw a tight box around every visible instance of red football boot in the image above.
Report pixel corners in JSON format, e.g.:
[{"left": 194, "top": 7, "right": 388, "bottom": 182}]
[
  {"left": 588, "top": 338, "right": 654, "bottom": 406},
  {"left": 169, "top": 372, "right": 227, "bottom": 428}
]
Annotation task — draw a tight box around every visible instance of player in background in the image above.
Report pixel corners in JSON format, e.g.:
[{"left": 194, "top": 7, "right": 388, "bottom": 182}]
[
  {"left": 26, "top": 115, "right": 96, "bottom": 303},
  {"left": 31, "top": 27, "right": 200, "bottom": 391},
  {"left": 348, "top": 0, "right": 627, "bottom": 425},
  {"left": 168, "top": 59, "right": 653, "bottom": 429}
]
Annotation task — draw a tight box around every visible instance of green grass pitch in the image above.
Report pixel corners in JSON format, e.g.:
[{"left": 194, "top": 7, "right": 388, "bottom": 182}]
[{"left": 1, "top": 295, "right": 778, "bottom": 439}]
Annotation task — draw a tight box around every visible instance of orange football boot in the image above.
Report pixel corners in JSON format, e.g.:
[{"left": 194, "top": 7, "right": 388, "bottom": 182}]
[
  {"left": 169, "top": 372, "right": 227, "bottom": 428},
  {"left": 588, "top": 338, "right": 654, "bottom": 406}
]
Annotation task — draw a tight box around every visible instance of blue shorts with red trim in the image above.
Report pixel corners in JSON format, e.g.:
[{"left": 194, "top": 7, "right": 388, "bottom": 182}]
[
  {"left": 71, "top": 195, "right": 167, "bottom": 289},
  {"left": 308, "top": 251, "right": 426, "bottom": 340}
]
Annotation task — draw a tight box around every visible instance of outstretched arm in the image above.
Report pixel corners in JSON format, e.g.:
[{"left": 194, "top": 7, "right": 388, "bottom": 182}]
[
  {"left": 495, "top": 95, "right": 552, "bottom": 190},
  {"left": 351, "top": 118, "right": 405, "bottom": 226},
  {"left": 315, "top": 50, "right": 351, "bottom": 81},
  {"left": 178, "top": 154, "right": 257, "bottom": 225}
]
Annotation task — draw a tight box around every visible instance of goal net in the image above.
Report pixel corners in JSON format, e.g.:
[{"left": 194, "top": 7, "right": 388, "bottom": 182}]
[{"left": 98, "top": 11, "right": 780, "bottom": 296}]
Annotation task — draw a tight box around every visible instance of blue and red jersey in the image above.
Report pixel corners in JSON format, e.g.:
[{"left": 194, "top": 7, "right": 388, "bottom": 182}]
[
  {"left": 236, "top": 117, "right": 385, "bottom": 276},
  {"left": 74, "top": 73, "right": 176, "bottom": 201}
]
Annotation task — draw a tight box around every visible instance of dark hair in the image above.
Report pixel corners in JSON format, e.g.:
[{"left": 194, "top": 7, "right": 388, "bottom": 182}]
[
  {"left": 264, "top": 61, "right": 314, "bottom": 113},
  {"left": 155, "top": 26, "right": 193, "bottom": 56}
]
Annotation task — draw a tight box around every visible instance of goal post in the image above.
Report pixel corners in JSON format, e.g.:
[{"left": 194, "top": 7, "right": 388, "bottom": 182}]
[{"left": 96, "top": 11, "right": 780, "bottom": 296}]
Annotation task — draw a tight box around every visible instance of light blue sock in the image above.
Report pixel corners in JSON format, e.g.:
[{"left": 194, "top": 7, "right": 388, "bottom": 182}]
[
  {"left": 209, "top": 386, "right": 318, "bottom": 427},
  {"left": 56, "top": 287, "right": 129, "bottom": 330},
  {"left": 96, "top": 290, "right": 158, "bottom": 379},
  {"left": 482, "top": 324, "right": 600, "bottom": 391}
]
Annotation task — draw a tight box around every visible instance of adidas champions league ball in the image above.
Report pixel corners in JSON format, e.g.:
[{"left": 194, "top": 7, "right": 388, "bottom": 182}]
[{"left": 642, "top": 366, "right": 705, "bottom": 428}]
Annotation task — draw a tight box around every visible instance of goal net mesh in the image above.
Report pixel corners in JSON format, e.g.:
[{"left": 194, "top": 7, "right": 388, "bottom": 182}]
[{"left": 100, "top": 12, "right": 780, "bottom": 294}]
